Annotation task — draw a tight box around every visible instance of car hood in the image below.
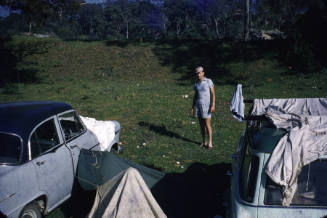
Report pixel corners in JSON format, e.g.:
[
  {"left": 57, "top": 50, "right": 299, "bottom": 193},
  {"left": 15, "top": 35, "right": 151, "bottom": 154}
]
[{"left": 112, "top": 121, "right": 120, "bottom": 132}]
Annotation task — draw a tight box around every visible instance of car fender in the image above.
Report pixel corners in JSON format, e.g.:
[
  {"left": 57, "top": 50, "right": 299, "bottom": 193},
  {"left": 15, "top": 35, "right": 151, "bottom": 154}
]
[{"left": 0, "top": 162, "right": 45, "bottom": 218}]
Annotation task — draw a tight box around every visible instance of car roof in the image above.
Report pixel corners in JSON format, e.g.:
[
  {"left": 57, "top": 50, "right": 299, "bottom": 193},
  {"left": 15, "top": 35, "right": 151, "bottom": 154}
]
[
  {"left": 247, "top": 127, "right": 287, "bottom": 153},
  {"left": 0, "top": 101, "right": 72, "bottom": 142}
]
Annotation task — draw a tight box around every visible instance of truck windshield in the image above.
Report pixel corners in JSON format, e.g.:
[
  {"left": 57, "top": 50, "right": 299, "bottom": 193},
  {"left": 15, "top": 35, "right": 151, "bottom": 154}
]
[
  {"left": 265, "top": 159, "right": 327, "bottom": 206},
  {"left": 0, "top": 133, "right": 22, "bottom": 164}
]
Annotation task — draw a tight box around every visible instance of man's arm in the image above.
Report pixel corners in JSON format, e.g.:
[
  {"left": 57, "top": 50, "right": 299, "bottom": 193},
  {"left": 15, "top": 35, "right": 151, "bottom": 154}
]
[{"left": 210, "top": 86, "right": 215, "bottom": 113}]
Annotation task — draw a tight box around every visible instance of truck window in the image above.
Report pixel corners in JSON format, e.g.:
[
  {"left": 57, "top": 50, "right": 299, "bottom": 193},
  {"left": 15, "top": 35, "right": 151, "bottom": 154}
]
[{"left": 240, "top": 144, "right": 259, "bottom": 202}]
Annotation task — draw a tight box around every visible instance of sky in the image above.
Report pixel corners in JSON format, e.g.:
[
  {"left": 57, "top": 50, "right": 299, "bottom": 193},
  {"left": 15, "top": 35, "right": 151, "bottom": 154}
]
[
  {"left": 0, "top": 6, "right": 10, "bottom": 17},
  {"left": 86, "top": 0, "right": 106, "bottom": 3}
]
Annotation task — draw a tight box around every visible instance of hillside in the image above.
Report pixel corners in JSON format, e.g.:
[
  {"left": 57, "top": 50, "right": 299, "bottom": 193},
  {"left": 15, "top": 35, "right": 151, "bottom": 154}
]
[{"left": 1, "top": 36, "right": 326, "bottom": 170}]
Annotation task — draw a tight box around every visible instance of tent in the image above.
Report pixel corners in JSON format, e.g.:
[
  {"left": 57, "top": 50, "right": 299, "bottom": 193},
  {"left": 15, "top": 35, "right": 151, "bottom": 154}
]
[
  {"left": 87, "top": 167, "right": 166, "bottom": 218},
  {"left": 77, "top": 150, "right": 229, "bottom": 218}
]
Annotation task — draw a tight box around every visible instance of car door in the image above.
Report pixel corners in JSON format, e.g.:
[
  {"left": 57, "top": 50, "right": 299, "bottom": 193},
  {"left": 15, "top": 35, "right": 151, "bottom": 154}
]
[
  {"left": 30, "top": 117, "right": 74, "bottom": 210},
  {"left": 258, "top": 156, "right": 327, "bottom": 218},
  {"left": 58, "top": 110, "right": 99, "bottom": 173}
]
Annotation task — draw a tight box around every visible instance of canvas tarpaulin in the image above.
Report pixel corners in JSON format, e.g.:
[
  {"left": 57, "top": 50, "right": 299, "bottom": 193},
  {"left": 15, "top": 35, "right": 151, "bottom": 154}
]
[
  {"left": 77, "top": 149, "right": 165, "bottom": 191},
  {"left": 251, "top": 98, "right": 327, "bottom": 116},
  {"left": 87, "top": 167, "right": 167, "bottom": 218},
  {"left": 251, "top": 98, "right": 327, "bottom": 206},
  {"left": 77, "top": 150, "right": 166, "bottom": 218},
  {"left": 77, "top": 150, "right": 229, "bottom": 218}
]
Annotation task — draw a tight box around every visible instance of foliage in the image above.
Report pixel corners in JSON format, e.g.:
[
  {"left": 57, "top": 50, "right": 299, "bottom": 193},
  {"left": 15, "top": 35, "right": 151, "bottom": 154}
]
[
  {"left": 1, "top": 0, "right": 326, "bottom": 71},
  {"left": 0, "top": 0, "right": 82, "bottom": 30},
  {"left": 0, "top": 13, "right": 27, "bottom": 37},
  {"left": 279, "top": 1, "right": 327, "bottom": 73}
]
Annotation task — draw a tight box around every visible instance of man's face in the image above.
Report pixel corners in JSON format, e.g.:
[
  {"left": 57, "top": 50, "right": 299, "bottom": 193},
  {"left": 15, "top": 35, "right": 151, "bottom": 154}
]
[{"left": 196, "top": 71, "right": 204, "bottom": 80}]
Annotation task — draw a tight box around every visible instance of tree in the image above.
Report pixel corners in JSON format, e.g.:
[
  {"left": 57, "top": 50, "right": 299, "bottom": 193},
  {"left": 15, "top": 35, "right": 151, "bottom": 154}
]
[
  {"left": 253, "top": 0, "right": 309, "bottom": 30},
  {"left": 105, "top": 0, "right": 134, "bottom": 40},
  {"left": 164, "top": 0, "right": 197, "bottom": 39},
  {"left": 244, "top": 0, "right": 250, "bottom": 41},
  {"left": 0, "top": 0, "right": 82, "bottom": 33},
  {"left": 78, "top": 3, "right": 106, "bottom": 38}
]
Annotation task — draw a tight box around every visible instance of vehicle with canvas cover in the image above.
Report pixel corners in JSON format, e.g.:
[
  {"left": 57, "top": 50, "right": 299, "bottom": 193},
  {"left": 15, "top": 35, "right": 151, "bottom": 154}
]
[
  {"left": 229, "top": 98, "right": 327, "bottom": 218},
  {"left": 0, "top": 101, "right": 120, "bottom": 218}
]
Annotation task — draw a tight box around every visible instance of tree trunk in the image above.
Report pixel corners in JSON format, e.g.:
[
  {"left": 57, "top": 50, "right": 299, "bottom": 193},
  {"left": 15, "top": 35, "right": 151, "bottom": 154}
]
[
  {"left": 28, "top": 22, "right": 32, "bottom": 34},
  {"left": 58, "top": 7, "right": 63, "bottom": 23},
  {"left": 214, "top": 17, "right": 220, "bottom": 39},
  {"left": 176, "top": 20, "right": 181, "bottom": 38},
  {"left": 244, "top": 0, "right": 250, "bottom": 41},
  {"left": 162, "top": 14, "right": 168, "bottom": 38},
  {"left": 126, "top": 20, "right": 129, "bottom": 40}
]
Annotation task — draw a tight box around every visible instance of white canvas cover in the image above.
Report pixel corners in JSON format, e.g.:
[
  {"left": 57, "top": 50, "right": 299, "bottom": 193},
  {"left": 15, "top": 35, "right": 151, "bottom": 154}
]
[
  {"left": 251, "top": 98, "right": 327, "bottom": 206},
  {"left": 251, "top": 98, "right": 327, "bottom": 116},
  {"left": 80, "top": 116, "right": 120, "bottom": 151},
  {"left": 88, "top": 167, "right": 167, "bottom": 218}
]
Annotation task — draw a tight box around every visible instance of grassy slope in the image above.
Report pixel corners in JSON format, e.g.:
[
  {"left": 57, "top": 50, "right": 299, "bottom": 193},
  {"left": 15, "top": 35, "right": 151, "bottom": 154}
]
[
  {"left": 0, "top": 36, "right": 326, "bottom": 217},
  {"left": 1, "top": 36, "right": 326, "bottom": 170}
]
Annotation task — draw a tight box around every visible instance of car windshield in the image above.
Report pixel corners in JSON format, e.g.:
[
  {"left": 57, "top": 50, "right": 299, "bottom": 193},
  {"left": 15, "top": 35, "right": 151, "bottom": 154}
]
[
  {"left": 0, "top": 133, "right": 22, "bottom": 164},
  {"left": 265, "top": 159, "right": 327, "bottom": 206}
]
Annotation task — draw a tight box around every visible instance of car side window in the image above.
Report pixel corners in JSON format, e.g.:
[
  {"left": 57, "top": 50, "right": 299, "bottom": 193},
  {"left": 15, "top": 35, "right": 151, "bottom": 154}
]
[
  {"left": 30, "top": 119, "right": 60, "bottom": 158},
  {"left": 0, "top": 133, "right": 22, "bottom": 164},
  {"left": 265, "top": 159, "right": 327, "bottom": 206},
  {"left": 59, "top": 111, "right": 85, "bottom": 141},
  {"left": 240, "top": 144, "right": 259, "bottom": 202}
]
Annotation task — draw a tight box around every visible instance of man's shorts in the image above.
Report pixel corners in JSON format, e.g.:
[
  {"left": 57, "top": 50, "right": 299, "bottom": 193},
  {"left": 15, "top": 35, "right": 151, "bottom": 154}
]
[{"left": 194, "top": 104, "right": 211, "bottom": 118}]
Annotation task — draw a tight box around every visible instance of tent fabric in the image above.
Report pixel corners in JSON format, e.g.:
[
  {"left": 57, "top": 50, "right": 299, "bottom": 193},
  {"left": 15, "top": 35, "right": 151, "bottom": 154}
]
[
  {"left": 77, "top": 150, "right": 229, "bottom": 218},
  {"left": 251, "top": 98, "right": 327, "bottom": 116},
  {"left": 80, "top": 116, "right": 120, "bottom": 151},
  {"left": 77, "top": 150, "right": 165, "bottom": 191},
  {"left": 251, "top": 99, "right": 327, "bottom": 206},
  {"left": 88, "top": 167, "right": 167, "bottom": 218},
  {"left": 229, "top": 84, "right": 244, "bottom": 122}
]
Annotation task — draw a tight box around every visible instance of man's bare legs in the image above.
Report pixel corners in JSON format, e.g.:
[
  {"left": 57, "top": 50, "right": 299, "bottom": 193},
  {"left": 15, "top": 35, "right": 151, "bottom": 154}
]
[
  {"left": 198, "top": 118, "right": 213, "bottom": 148},
  {"left": 205, "top": 118, "right": 213, "bottom": 148},
  {"left": 198, "top": 118, "right": 206, "bottom": 146}
]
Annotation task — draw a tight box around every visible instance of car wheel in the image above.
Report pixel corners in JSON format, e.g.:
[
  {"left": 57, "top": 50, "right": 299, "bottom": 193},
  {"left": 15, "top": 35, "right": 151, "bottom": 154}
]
[{"left": 20, "top": 202, "right": 42, "bottom": 218}]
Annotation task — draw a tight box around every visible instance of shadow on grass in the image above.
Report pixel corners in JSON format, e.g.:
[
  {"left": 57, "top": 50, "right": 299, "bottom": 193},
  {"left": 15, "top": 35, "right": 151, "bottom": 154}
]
[
  {"left": 151, "top": 39, "right": 289, "bottom": 86},
  {"left": 152, "top": 162, "right": 231, "bottom": 218},
  {"left": 59, "top": 180, "right": 97, "bottom": 218},
  {"left": 139, "top": 121, "right": 199, "bottom": 145}
]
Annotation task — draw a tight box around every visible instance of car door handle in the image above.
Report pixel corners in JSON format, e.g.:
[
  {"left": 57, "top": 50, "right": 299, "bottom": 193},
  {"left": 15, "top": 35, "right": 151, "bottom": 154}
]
[
  {"left": 70, "top": 145, "right": 79, "bottom": 149},
  {"left": 36, "top": 161, "right": 45, "bottom": 166}
]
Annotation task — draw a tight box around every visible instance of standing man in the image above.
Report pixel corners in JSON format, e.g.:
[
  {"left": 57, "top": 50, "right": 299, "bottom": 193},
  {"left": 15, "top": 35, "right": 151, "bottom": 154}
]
[{"left": 191, "top": 66, "right": 215, "bottom": 150}]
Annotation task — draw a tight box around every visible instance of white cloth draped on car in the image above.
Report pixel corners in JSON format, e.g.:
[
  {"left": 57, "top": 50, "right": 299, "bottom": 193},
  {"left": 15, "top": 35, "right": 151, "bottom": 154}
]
[
  {"left": 80, "top": 116, "right": 119, "bottom": 151},
  {"left": 251, "top": 98, "right": 327, "bottom": 206},
  {"left": 229, "top": 84, "right": 245, "bottom": 122}
]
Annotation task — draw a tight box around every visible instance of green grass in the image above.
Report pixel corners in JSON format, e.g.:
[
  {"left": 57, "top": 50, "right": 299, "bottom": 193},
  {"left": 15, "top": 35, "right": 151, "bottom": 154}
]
[{"left": 0, "top": 36, "right": 326, "bottom": 217}]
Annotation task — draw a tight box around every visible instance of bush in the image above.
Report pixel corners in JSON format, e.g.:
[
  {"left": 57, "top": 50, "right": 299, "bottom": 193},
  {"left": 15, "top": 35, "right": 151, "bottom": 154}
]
[{"left": 284, "top": 6, "right": 327, "bottom": 73}]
